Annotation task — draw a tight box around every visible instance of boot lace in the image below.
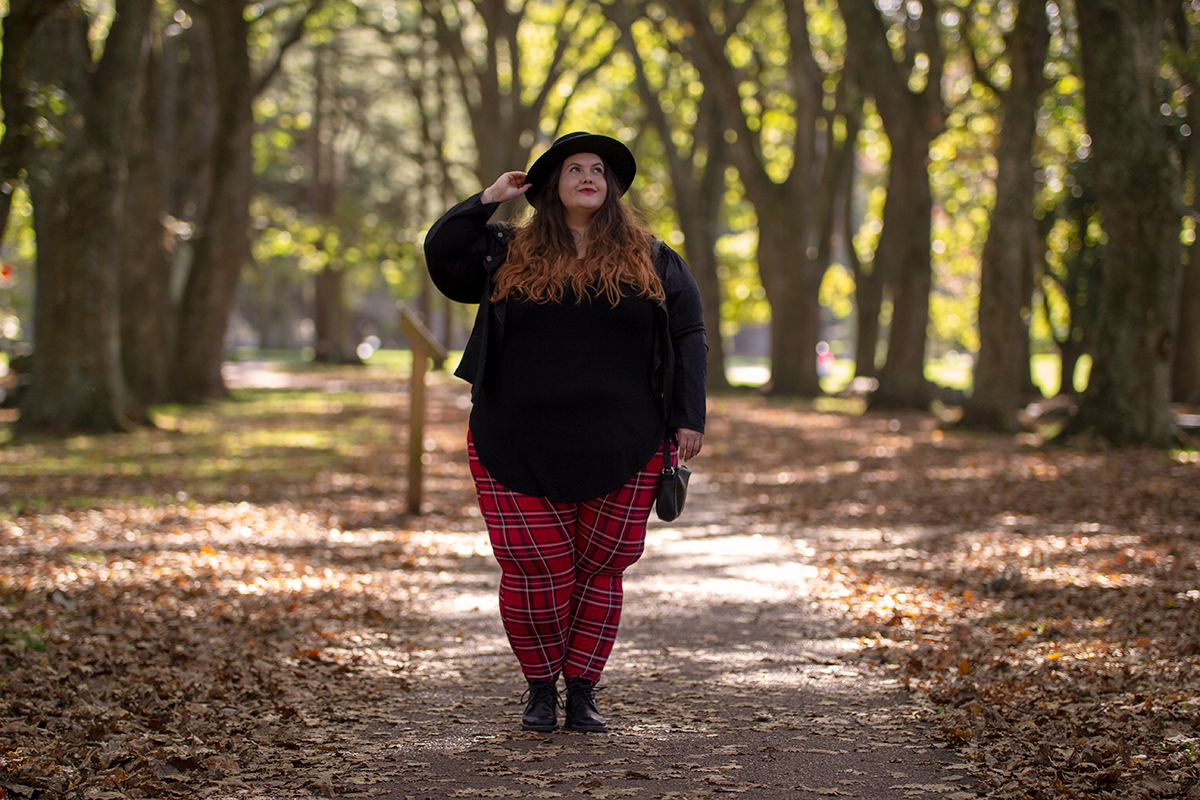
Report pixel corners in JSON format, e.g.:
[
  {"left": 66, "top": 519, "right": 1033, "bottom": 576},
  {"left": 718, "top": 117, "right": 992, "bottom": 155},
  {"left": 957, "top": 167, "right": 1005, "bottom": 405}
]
[
  {"left": 522, "top": 681, "right": 560, "bottom": 709},
  {"left": 566, "top": 679, "right": 601, "bottom": 709}
]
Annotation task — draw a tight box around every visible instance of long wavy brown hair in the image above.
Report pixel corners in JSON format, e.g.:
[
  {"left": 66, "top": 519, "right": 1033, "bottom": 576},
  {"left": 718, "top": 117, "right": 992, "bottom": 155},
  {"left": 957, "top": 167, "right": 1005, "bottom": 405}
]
[{"left": 491, "top": 161, "right": 666, "bottom": 306}]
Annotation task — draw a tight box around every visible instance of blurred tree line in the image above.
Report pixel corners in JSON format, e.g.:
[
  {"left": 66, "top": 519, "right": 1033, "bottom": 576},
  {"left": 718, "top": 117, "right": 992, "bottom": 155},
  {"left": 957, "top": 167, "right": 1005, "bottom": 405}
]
[{"left": 0, "top": 0, "right": 1197, "bottom": 446}]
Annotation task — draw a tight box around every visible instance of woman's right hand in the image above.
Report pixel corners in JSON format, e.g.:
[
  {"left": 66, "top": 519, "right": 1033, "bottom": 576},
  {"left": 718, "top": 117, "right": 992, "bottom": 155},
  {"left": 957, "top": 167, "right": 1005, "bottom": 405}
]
[{"left": 481, "top": 172, "right": 530, "bottom": 204}]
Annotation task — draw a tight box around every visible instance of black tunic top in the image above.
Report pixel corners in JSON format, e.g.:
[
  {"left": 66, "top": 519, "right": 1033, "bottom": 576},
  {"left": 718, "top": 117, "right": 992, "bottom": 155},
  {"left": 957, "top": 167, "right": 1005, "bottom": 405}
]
[
  {"left": 423, "top": 192, "right": 707, "bottom": 504},
  {"left": 470, "top": 287, "right": 666, "bottom": 502}
]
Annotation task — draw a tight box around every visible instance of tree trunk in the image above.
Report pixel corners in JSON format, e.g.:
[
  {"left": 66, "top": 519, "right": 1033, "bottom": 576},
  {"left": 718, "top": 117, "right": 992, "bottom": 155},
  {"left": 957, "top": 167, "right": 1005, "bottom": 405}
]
[
  {"left": 840, "top": 0, "right": 946, "bottom": 410},
  {"left": 672, "top": 99, "right": 732, "bottom": 393},
  {"left": 961, "top": 0, "right": 1049, "bottom": 431},
  {"left": 172, "top": 0, "right": 252, "bottom": 402},
  {"left": 674, "top": 0, "right": 836, "bottom": 398},
  {"left": 314, "top": 266, "right": 359, "bottom": 363},
  {"left": 1065, "top": 0, "right": 1182, "bottom": 446},
  {"left": 307, "top": 45, "right": 359, "bottom": 366},
  {"left": 852, "top": 264, "right": 884, "bottom": 378},
  {"left": 18, "top": 0, "right": 151, "bottom": 435},
  {"left": 256, "top": 262, "right": 292, "bottom": 349},
  {"left": 848, "top": 113, "right": 883, "bottom": 381},
  {"left": 869, "top": 128, "right": 935, "bottom": 409},
  {"left": 672, "top": 160, "right": 731, "bottom": 392},
  {"left": 615, "top": 6, "right": 731, "bottom": 392},
  {"left": 758, "top": 199, "right": 824, "bottom": 397},
  {"left": 686, "top": 192, "right": 733, "bottom": 394},
  {"left": 121, "top": 32, "right": 174, "bottom": 409}
]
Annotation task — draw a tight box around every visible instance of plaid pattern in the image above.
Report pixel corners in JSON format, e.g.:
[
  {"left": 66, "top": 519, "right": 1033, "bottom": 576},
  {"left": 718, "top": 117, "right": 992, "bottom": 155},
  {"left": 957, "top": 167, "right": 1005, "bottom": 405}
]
[{"left": 469, "top": 431, "right": 667, "bottom": 683}]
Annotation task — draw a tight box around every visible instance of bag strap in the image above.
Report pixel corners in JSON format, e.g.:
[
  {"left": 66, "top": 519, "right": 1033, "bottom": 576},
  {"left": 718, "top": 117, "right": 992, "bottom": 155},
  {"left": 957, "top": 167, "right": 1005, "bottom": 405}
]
[
  {"left": 660, "top": 430, "right": 676, "bottom": 475},
  {"left": 651, "top": 238, "right": 677, "bottom": 439}
]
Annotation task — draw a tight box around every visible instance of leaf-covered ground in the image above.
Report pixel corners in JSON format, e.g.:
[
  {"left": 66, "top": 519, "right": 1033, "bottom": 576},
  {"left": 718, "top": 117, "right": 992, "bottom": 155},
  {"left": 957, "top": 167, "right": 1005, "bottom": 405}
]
[
  {"left": 702, "top": 396, "right": 1200, "bottom": 799},
  {"left": 0, "top": 364, "right": 1197, "bottom": 799}
]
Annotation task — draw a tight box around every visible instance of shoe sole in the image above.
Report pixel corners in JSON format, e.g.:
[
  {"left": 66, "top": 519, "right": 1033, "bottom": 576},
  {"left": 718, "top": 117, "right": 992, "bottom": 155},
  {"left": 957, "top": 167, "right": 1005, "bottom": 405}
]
[
  {"left": 521, "top": 722, "right": 557, "bottom": 732},
  {"left": 564, "top": 723, "right": 608, "bottom": 733}
]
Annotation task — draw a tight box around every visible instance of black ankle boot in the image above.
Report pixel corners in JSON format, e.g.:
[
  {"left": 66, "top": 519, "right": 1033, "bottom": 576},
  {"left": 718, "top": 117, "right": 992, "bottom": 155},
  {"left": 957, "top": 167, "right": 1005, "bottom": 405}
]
[
  {"left": 521, "top": 680, "right": 559, "bottom": 732},
  {"left": 564, "top": 677, "right": 607, "bottom": 732}
]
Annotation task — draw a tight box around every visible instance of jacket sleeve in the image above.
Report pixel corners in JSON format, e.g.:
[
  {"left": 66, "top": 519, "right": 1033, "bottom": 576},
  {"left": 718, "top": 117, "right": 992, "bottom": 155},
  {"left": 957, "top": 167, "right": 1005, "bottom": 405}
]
[
  {"left": 661, "top": 246, "right": 708, "bottom": 433},
  {"left": 423, "top": 193, "right": 504, "bottom": 304}
]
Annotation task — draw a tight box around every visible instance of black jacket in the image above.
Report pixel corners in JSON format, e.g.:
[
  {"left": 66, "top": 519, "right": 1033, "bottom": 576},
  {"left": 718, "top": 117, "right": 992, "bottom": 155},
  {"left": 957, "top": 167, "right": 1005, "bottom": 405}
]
[{"left": 423, "top": 192, "right": 707, "bottom": 433}]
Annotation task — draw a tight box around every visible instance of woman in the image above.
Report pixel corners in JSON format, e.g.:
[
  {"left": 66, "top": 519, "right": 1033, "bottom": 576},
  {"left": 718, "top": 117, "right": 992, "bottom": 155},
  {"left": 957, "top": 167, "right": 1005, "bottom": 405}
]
[{"left": 423, "top": 132, "right": 706, "bottom": 733}]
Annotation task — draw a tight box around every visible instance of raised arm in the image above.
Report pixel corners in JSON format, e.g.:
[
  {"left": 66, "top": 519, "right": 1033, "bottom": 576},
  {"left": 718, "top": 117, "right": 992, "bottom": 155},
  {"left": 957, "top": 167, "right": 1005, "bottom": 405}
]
[{"left": 481, "top": 171, "right": 531, "bottom": 204}]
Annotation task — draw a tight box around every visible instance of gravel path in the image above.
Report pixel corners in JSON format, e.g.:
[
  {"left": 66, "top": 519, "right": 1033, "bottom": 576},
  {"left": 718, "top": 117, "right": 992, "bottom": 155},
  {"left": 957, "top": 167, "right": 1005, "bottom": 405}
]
[{"left": 336, "top": 484, "right": 980, "bottom": 800}]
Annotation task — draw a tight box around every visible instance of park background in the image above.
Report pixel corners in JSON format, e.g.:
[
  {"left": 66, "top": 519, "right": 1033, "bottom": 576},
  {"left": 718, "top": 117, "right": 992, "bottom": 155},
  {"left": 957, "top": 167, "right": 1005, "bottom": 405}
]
[
  {"left": 0, "top": 0, "right": 1197, "bottom": 442},
  {"left": 1, "top": 1, "right": 1200, "bottom": 799}
]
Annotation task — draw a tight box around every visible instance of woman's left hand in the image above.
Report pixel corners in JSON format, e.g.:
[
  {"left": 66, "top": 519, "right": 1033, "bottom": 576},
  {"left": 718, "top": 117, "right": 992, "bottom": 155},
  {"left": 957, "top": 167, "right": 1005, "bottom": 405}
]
[{"left": 677, "top": 428, "right": 703, "bottom": 462}]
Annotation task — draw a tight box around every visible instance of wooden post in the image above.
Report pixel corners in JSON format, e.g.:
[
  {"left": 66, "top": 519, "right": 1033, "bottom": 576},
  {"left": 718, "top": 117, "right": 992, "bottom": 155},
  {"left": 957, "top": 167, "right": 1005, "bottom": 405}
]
[{"left": 398, "top": 303, "right": 448, "bottom": 515}]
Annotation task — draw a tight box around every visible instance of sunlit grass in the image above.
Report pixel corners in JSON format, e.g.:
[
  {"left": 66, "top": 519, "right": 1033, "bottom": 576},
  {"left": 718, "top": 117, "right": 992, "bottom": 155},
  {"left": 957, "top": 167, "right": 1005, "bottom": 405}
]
[
  {"left": 0, "top": 364, "right": 430, "bottom": 516},
  {"left": 726, "top": 353, "right": 1093, "bottom": 398}
]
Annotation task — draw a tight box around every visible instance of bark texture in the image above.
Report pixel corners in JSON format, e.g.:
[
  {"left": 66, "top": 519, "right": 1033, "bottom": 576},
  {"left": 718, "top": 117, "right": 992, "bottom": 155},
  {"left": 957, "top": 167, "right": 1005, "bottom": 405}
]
[
  {"left": 961, "top": 0, "right": 1049, "bottom": 431},
  {"left": 1068, "top": 0, "right": 1182, "bottom": 446},
  {"left": 19, "top": 0, "right": 152, "bottom": 434},
  {"left": 840, "top": 0, "right": 946, "bottom": 410},
  {"left": 676, "top": 0, "right": 848, "bottom": 397},
  {"left": 172, "top": 0, "right": 253, "bottom": 402},
  {"left": 121, "top": 34, "right": 174, "bottom": 408}
]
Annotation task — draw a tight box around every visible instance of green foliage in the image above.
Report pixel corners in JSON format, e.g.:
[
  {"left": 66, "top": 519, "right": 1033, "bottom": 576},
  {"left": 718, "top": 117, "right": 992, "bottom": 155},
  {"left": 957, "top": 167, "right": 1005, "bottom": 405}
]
[
  {"left": 248, "top": 13, "right": 440, "bottom": 321},
  {"left": 819, "top": 263, "right": 855, "bottom": 320},
  {"left": 1028, "top": 3, "right": 1104, "bottom": 362},
  {"left": 8, "top": 0, "right": 1176, "bottom": 399}
]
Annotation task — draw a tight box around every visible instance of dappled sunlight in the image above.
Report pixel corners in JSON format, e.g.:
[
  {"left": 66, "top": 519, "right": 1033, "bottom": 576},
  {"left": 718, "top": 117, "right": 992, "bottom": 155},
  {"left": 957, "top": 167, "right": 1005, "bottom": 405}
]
[
  {"left": 2, "top": 368, "right": 1197, "bottom": 798},
  {"left": 697, "top": 393, "right": 1200, "bottom": 797}
]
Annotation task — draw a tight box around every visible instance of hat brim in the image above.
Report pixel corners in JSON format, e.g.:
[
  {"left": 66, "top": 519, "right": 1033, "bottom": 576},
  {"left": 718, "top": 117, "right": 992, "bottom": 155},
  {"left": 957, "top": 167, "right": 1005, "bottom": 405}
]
[{"left": 525, "top": 132, "right": 636, "bottom": 206}]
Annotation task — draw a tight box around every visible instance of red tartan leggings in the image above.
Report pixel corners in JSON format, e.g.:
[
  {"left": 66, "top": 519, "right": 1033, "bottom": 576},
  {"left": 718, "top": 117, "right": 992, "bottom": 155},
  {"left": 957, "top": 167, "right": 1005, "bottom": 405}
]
[{"left": 468, "top": 431, "right": 667, "bottom": 684}]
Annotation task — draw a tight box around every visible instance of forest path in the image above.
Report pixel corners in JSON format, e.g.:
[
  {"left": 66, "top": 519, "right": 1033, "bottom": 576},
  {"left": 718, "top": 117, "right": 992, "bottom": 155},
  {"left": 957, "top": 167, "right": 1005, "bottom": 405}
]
[{"left": 276, "top": 486, "right": 978, "bottom": 800}]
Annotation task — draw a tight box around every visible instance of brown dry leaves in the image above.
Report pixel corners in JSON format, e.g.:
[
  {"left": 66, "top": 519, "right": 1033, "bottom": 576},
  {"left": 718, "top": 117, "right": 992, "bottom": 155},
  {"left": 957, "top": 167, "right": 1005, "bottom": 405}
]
[
  {"left": 1, "top": 371, "right": 1198, "bottom": 799},
  {"left": 703, "top": 395, "right": 1200, "bottom": 799},
  {"left": 0, "top": 370, "right": 473, "bottom": 799},
  {"left": 0, "top": 501, "right": 445, "bottom": 798}
]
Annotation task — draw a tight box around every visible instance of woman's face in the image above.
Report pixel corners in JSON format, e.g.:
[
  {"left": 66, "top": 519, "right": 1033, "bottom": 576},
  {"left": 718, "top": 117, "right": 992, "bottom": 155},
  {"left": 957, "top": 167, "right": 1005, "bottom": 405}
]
[{"left": 556, "top": 152, "right": 608, "bottom": 224}]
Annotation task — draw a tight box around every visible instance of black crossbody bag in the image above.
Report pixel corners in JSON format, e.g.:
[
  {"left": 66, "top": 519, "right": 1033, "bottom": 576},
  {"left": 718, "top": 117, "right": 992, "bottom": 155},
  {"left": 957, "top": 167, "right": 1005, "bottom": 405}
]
[{"left": 654, "top": 433, "right": 691, "bottom": 522}]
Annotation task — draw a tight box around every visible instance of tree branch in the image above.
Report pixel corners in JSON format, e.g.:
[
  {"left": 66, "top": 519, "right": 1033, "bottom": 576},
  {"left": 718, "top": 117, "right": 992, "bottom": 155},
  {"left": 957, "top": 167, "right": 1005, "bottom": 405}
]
[
  {"left": 959, "top": 2, "right": 1003, "bottom": 98},
  {"left": 252, "top": 0, "right": 326, "bottom": 98},
  {"left": 0, "top": 0, "right": 72, "bottom": 243}
]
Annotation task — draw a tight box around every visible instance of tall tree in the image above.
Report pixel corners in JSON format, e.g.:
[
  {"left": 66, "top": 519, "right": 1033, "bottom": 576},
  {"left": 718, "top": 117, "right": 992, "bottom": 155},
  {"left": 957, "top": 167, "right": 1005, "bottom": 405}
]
[
  {"left": 840, "top": 0, "right": 948, "bottom": 409},
  {"left": 676, "top": 0, "right": 857, "bottom": 397},
  {"left": 421, "top": 0, "right": 618, "bottom": 199},
  {"left": 839, "top": 70, "right": 884, "bottom": 380},
  {"left": 18, "top": 0, "right": 153, "bottom": 434},
  {"left": 960, "top": 0, "right": 1050, "bottom": 431},
  {"left": 121, "top": 17, "right": 175, "bottom": 409},
  {"left": 172, "top": 0, "right": 320, "bottom": 402},
  {"left": 1065, "top": 0, "right": 1182, "bottom": 445},
  {"left": 171, "top": 0, "right": 253, "bottom": 402},
  {"left": 614, "top": 3, "right": 732, "bottom": 392},
  {"left": 308, "top": 42, "right": 361, "bottom": 365}
]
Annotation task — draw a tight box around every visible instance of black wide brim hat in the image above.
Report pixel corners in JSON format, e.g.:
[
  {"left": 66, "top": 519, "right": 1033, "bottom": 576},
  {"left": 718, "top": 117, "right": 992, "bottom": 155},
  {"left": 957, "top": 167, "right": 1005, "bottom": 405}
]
[{"left": 524, "top": 132, "right": 637, "bottom": 207}]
